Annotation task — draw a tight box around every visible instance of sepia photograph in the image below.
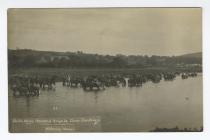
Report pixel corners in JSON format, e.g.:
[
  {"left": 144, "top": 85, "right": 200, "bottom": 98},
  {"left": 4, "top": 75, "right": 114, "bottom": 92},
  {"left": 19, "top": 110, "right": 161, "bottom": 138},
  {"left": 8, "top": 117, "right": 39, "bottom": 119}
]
[{"left": 8, "top": 8, "right": 202, "bottom": 132}]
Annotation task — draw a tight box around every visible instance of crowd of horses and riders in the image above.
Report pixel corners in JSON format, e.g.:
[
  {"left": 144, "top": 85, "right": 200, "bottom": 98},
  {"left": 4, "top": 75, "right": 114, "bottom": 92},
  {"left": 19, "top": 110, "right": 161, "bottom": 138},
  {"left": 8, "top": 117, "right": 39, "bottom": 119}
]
[{"left": 9, "top": 69, "right": 200, "bottom": 97}]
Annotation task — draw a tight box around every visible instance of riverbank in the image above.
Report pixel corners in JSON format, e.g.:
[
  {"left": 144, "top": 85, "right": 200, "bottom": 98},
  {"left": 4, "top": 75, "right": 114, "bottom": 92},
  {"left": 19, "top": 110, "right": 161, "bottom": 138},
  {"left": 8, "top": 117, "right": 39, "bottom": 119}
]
[{"left": 8, "top": 66, "right": 202, "bottom": 80}]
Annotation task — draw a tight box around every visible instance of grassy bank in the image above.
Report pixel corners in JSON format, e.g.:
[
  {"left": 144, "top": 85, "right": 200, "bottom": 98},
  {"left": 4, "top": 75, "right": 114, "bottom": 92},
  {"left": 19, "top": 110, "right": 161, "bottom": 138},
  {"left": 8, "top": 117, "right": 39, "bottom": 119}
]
[{"left": 8, "top": 66, "right": 202, "bottom": 79}]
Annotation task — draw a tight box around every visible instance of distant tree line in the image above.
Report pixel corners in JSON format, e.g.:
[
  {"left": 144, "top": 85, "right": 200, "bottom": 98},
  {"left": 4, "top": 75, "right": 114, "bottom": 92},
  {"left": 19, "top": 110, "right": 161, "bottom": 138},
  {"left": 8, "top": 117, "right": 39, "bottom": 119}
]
[{"left": 8, "top": 49, "right": 202, "bottom": 68}]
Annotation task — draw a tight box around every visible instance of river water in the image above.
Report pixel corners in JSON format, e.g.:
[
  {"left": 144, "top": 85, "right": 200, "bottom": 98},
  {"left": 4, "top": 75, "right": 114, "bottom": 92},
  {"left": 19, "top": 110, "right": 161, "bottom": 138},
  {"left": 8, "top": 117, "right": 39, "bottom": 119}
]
[{"left": 9, "top": 74, "right": 203, "bottom": 132}]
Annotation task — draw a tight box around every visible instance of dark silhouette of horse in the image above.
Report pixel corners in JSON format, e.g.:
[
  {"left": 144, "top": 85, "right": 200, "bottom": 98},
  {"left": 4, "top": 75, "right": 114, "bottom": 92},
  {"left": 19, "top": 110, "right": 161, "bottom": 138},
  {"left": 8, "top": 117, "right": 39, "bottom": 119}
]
[
  {"left": 163, "top": 73, "right": 176, "bottom": 81},
  {"left": 181, "top": 73, "right": 188, "bottom": 79},
  {"left": 81, "top": 76, "right": 105, "bottom": 91},
  {"left": 38, "top": 76, "right": 56, "bottom": 90}
]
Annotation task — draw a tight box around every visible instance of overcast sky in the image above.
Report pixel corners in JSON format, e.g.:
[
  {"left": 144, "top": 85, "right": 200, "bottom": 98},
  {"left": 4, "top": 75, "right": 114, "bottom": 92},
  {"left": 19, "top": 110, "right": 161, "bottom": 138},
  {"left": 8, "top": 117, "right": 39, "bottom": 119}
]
[{"left": 8, "top": 8, "right": 202, "bottom": 56}]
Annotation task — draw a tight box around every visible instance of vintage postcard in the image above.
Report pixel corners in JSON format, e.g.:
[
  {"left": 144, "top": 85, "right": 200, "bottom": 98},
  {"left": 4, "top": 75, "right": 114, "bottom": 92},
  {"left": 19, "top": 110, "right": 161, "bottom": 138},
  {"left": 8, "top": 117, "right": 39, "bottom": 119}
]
[{"left": 8, "top": 8, "right": 202, "bottom": 132}]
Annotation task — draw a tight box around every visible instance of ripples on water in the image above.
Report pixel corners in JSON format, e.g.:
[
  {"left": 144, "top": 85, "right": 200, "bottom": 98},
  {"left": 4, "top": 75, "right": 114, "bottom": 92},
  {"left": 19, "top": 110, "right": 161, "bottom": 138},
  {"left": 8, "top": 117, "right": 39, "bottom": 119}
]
[{"left": 9, "top": 74, "right": 203, "bottom": 132}]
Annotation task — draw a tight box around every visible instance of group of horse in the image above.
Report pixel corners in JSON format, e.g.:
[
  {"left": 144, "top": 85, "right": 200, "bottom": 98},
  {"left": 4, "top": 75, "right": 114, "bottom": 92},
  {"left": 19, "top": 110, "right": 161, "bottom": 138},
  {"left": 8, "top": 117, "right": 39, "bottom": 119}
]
[
  {"left": 9, "top": 71, "right": 198, "bottom": 97},
  {"left": 10, "top": 75, "right": 56, "bottom": 97},
  {"left": 62, "top": 71, "right": 198, "bottom": 90},
  {"left": 62, "top": 75, "right": 126, "bottom": 90},
  {"left": 181, "top": 72, "right": 197, "bottom": 79}
]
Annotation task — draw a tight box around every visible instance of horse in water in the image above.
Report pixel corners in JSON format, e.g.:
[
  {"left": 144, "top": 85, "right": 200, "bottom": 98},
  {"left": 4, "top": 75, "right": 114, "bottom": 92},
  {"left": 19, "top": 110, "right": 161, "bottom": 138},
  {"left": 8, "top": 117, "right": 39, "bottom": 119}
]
[
  {"left": 115, "top": 76, "right": 126, "bottom": 87},
  {"left": 181, "top": 73, "right": 188, "bottom": 79},
  {"left": 70, "top": 77, "right": 83, "bottom": 87},
  {"left": 27, "top": 85, "right": 40, "bottom": 96},
  {"left": 38, "top": 76, "right": 56, "bottom": 90},
  {"left": 12, "top": 85, "right": 40, "bottom": 97},
  {"left": 11, "top": 76, "right": 40, "bottom": 97},
  {"left": 62, "top": 74, "right": 71, "bottom": 87},
  {"left": 81, "top": 76, "right": 105, "bottom": 91},
  {"left": 163, "top": 72, "right": 176, "bottom": 81}
]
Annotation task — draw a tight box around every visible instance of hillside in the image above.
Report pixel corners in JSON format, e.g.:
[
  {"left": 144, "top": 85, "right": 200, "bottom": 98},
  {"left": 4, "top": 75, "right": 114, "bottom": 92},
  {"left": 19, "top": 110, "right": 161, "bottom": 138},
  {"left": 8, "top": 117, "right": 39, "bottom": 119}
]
[
  {"left": 8, "top": 49, "right": 202, "bottom": 68},
  {"left": 179, "top": 52, "right": 202, "bottom": 58}
]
